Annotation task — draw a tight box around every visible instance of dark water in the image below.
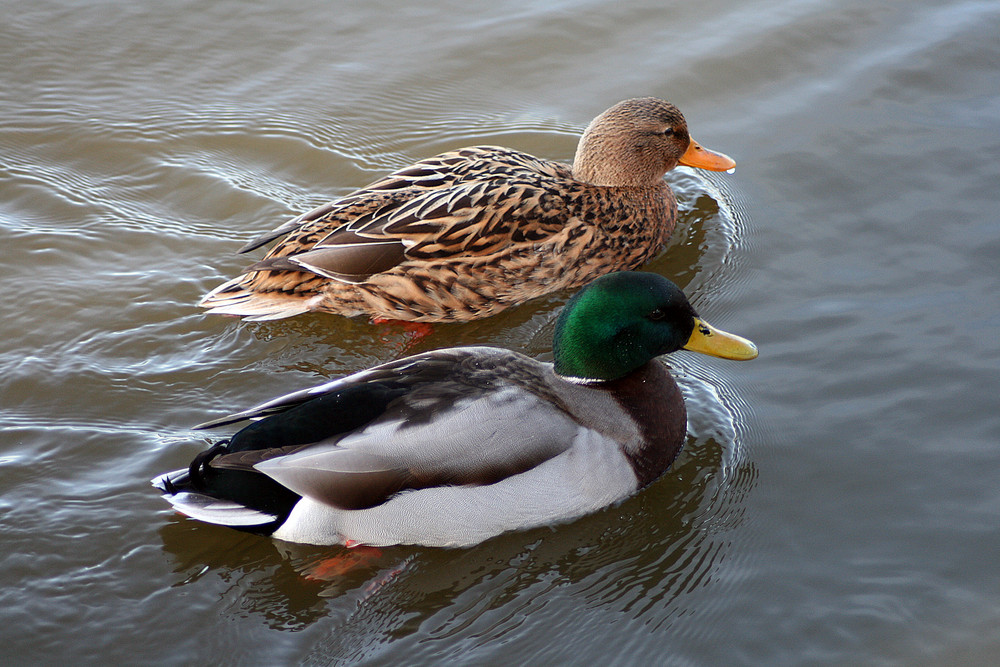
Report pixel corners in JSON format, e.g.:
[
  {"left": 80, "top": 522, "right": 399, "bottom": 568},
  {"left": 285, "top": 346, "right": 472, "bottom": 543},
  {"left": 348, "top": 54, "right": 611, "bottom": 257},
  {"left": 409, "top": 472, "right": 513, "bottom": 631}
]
[{"left": 2, "top": 0, "right": 999, "bottom": 664}]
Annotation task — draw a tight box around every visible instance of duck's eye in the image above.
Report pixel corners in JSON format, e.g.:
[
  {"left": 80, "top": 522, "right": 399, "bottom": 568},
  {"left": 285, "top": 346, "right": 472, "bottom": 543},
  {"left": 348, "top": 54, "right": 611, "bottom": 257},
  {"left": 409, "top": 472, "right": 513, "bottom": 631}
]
[
  {"left": 662, "top": 128, "right": 675, "bottom": 137},
  {"left": 647, "top": 308, "right": 667, "bottom": 322}
]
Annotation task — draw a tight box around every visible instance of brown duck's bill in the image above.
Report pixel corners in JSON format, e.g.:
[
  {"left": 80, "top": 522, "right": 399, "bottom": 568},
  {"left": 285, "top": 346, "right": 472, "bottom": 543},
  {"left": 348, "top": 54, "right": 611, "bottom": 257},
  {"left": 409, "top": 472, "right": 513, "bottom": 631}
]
[
  {"left": 679, "top": 139, "right": 736, "bottom": 172},
  {"left": 683, "top": 318, "right": 758, "bottom": 361}
]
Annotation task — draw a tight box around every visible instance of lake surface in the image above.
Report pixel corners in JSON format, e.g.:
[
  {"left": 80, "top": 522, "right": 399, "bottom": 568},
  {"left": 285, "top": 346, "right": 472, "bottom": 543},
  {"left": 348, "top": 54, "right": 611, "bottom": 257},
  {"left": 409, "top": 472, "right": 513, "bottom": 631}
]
[{"left": 2, "top": 0, "right": 999, "bottom": 664}]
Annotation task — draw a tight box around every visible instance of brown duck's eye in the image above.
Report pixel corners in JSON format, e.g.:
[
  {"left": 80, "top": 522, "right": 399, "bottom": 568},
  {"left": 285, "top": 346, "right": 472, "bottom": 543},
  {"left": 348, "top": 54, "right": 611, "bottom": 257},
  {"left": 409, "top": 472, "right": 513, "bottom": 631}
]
[{"left": 662, "top": 128, "right": 675, "bottom": 137}]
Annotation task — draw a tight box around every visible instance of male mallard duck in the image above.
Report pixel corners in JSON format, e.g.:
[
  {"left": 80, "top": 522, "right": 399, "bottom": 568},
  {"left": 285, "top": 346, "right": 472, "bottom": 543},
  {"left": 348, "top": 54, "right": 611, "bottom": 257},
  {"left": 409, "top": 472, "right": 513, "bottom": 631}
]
[
  {"left": 156, "top": 272, "right": 757, "bottom": 547},
  {"left": 200, "top": 98, "right": 735, "bottom": 322}
]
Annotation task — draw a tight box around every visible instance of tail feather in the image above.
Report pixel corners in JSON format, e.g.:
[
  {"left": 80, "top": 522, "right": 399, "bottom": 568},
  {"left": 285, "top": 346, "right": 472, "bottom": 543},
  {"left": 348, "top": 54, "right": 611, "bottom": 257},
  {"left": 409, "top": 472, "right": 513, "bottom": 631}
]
[
  {"left": 199, "top": 278, "right": 316, "bottom": 321},
  {"left": 151, "top": 469, "right": 281, "bottom": 528}
]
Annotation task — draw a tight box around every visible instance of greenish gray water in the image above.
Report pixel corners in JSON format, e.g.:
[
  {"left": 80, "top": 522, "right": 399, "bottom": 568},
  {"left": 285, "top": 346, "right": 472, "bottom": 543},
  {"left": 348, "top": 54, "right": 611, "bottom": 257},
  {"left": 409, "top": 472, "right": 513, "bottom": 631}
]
[{"left": 2, "top": 0, "right": 999, "bottom": 664}]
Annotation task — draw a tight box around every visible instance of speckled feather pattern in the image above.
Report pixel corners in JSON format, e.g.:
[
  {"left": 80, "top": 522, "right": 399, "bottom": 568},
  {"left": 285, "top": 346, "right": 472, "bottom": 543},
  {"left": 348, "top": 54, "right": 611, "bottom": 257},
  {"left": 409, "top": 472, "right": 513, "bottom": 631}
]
[{"left": 199, "top": 98, "right": 716, "bottom": 322}]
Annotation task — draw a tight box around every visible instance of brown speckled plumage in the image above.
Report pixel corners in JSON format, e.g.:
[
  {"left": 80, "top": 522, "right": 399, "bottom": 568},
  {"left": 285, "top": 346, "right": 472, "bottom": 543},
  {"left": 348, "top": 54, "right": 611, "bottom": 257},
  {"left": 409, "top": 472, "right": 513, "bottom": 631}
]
[{"left": 200, "top": 98, "right": 734, "bottom": 322}]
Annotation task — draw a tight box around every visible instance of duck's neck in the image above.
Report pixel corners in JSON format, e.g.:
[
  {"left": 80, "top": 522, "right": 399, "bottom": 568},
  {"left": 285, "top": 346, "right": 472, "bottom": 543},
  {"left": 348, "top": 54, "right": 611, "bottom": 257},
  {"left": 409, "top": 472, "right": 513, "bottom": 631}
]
[
  {"left": 572, "top": 135, "right": 669, "bottom": 187},
  {"left": 600, "top": 361, "right": 687, "bottom": 487}
]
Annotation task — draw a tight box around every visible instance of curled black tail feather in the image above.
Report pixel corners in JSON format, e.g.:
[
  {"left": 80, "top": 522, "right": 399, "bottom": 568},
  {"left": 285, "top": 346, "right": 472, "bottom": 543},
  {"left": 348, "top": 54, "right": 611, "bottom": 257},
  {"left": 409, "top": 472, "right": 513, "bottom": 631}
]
[{"left": 188, "top": 440, "right": 230, "bottom": 491}]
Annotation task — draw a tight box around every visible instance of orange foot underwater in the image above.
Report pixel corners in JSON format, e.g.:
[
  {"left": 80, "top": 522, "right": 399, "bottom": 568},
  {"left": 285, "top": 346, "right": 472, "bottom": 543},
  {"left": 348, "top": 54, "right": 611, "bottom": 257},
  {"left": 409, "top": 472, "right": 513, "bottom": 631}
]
[
  {"left": 301, "top": 545, "right": 384, "bottom": 582},
  {"left": 372, "top": 317, "right": 435, "bottom": 353}
]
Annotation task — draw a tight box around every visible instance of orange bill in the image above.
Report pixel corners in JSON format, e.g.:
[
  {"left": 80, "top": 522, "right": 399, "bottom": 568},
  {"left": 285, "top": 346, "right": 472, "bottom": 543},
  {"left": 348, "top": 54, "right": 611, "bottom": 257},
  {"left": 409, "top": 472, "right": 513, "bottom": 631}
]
[{"left": 678, "top": 139, "right": 736, "bottom": 172}]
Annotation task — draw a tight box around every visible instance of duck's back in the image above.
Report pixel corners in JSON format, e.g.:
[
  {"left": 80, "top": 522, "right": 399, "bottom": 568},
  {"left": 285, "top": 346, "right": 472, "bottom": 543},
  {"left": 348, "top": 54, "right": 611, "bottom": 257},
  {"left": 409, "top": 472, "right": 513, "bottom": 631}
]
[{"left": 200, "top": 146, "right": 676, "bottom": 322}]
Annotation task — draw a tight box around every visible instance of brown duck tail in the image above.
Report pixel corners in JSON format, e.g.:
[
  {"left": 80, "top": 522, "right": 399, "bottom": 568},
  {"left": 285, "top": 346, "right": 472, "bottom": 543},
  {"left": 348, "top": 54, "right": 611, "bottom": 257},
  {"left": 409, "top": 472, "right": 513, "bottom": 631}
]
[{"left": 199, "top": 276, "right": 317, "bottom": 321}]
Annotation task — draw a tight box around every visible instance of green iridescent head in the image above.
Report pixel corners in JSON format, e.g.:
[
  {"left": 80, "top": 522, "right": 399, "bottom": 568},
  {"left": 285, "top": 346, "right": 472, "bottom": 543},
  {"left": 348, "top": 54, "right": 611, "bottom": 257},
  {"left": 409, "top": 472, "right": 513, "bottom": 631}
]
[{"left": 552, "top": 272, "right": 757, "bottom": 382}]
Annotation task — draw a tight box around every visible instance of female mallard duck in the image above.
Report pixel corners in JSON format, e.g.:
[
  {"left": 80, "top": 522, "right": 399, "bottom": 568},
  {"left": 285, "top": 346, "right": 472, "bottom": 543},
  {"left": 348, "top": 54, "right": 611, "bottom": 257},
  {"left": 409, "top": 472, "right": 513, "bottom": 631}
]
[
  {"left": 156, "top": 272, "right": 757, "bottom": 547},
  {"left": 199, "top": 98, "right": 735, "bottom": 322}
]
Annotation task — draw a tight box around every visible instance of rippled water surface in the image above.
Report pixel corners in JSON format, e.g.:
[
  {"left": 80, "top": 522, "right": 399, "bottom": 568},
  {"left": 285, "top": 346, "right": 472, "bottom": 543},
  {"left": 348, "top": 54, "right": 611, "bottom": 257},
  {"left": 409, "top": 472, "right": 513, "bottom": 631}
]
[{"left": 3, "top": 0, "right": 1000, "bottom": 664}]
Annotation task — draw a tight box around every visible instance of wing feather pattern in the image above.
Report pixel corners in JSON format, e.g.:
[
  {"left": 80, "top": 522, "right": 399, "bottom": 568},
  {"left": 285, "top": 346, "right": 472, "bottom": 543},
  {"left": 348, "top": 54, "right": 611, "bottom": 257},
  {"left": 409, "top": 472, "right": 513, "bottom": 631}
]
[{"left": 197, "top": 348, "right": 582, "bottom": 511}]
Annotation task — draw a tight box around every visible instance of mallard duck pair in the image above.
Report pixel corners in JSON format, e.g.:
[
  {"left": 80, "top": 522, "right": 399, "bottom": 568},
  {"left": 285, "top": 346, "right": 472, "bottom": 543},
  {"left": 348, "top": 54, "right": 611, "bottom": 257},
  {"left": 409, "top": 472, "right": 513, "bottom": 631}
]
[{"left": 154, "top": 99, "right": 756, "bottom": 547}]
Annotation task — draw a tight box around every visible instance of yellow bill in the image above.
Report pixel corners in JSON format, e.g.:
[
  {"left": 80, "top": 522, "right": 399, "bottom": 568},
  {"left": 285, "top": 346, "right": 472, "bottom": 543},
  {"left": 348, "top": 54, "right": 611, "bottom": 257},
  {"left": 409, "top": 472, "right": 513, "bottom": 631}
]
[{"left": 684, "top": 318, "right": 758, "bottom": 360}]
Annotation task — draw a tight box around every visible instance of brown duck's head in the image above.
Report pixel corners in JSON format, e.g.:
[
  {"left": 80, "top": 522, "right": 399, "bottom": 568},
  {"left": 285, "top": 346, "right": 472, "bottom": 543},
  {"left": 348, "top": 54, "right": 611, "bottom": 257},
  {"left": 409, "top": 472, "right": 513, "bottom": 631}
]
[{"left": 572, "top": 97, "right": 735, "bottom": 187}]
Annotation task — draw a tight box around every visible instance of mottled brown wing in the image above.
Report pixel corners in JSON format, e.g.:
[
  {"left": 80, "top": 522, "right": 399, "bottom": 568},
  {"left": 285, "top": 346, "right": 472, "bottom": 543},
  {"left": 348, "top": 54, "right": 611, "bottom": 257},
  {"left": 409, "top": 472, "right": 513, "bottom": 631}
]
[
  {"left": 236, "top": 145, "right": 572, "bottom": 258},
  {"left": 240, "top": 147, "right": 577, "bottom": 282},
  {"left": 245, "top": 230, "right": 407, "bottom": 283}
]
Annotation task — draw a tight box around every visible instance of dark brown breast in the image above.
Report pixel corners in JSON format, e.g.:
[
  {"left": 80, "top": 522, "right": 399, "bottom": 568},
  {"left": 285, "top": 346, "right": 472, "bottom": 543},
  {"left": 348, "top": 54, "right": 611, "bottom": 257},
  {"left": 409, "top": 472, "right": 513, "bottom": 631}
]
[{"left": 602, "top": 361, "right": 687, "bottom": 487}]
